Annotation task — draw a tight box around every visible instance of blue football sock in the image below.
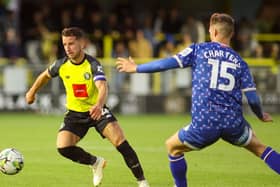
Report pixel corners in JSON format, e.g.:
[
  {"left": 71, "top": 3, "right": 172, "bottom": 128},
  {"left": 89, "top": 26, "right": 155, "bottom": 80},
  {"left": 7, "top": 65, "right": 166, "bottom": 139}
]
[
  {"left": 261, "top": 147, "right": 280, "bottom": 174},
  {"left": 168, "top": 154, "right": 187, "bottom": 187}
]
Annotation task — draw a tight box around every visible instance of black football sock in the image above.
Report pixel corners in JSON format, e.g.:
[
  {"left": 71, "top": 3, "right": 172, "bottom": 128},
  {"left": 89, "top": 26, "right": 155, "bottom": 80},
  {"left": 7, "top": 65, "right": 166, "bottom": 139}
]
[
  {"left": 116, "top": 140, "right": 145, "bottom": 181},
  {"left": 57, "top": 146, "right": 97, "bottom": 165}
]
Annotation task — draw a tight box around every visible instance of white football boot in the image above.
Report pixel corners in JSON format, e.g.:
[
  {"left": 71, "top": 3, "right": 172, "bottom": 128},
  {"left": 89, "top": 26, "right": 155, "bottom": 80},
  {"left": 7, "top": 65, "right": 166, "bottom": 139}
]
[
  {"left": 92, "top": 157, "right": 106, "bottom": 186},
  {"left": 137, "top": 180, "right": 150, "bottom": 187}
]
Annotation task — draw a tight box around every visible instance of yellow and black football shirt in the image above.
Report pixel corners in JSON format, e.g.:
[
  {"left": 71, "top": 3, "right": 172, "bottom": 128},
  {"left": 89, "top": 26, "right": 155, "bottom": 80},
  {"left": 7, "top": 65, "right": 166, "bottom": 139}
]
[{"left": 48, "top": 54, "right": 106, "bottom": 112}]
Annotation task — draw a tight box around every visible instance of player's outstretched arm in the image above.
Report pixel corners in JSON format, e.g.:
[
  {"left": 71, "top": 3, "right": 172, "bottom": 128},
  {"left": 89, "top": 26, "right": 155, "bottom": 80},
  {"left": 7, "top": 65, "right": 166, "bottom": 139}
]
[
  {"left": 25, "top": 69, "right": 51, "bottom": 104},
  {"left": 116, "top": 56, "right": 179, "bottom": 73}
]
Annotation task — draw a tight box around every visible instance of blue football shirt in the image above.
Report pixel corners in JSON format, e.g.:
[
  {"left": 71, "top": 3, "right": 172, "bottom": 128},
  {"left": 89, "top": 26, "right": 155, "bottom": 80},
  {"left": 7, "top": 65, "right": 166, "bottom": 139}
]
[{"left": 173, "top": 42, "right": 256, "bottom": 129}]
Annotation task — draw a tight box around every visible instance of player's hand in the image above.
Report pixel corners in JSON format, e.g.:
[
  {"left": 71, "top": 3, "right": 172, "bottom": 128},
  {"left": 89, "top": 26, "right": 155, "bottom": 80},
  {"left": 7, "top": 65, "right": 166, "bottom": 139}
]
[
  {"left": 89, "top": 104, "right": 102, "bottom": 120},
  {"left": 261, "top": 112, "right": 273, "bottom": 122},
  {"left": 25, "top": 91, "right": 36, "bottom": 104},
  {"left": 116, "top": 56, "right": 137, "bottom": 73}
]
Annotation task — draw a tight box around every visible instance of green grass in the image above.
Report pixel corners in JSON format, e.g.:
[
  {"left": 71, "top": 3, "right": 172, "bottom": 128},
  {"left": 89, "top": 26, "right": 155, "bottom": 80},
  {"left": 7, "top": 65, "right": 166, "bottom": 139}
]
[{"left": 0, "top": 113, "right": 280, "bottom": 187}]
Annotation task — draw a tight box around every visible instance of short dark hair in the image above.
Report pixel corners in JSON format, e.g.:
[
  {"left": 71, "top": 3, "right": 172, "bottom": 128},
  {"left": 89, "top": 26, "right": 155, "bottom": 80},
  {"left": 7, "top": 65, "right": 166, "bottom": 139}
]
[
  {"left": 61, "top": 27, "right": 85, "bottom": 39},
  {"left": 210, "top": 13, "right": 234, "bottom": 37}
]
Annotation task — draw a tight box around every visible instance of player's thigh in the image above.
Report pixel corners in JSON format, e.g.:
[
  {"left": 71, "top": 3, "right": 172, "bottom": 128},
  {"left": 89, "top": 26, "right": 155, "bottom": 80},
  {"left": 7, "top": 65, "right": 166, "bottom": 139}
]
[
  {"left": 56, "top": 130, "right": 81, "bottom": 148},
  {"left": 166, "top": 131, "right": 192, "bottom": 156},
  {"left": 178, "top": 123, "right": 220, "bottom": 150},
  {"left": 222, "top": 119, "right": 253, "bottom": 146},
  {"left": 102, "top": 121, "right": 126, "bottom": 147},
  {"left": 57, "top": 113, "right": 89, "bottom": 148},
  {"left": 244, "top": 131, "right": 266, "bottom": 157}
]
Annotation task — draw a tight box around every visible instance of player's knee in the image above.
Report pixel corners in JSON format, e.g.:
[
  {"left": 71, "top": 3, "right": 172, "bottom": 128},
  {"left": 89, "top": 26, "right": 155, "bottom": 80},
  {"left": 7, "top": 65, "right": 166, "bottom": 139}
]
[
  {"left": 246, "top": 142, "right": 266, "bottom": 157},
  {"left": 165, "top": 137, "right": 186, "bottom": 156},
  {"left": 165, "top": 138, "right": 173, "bottom": 154},
  {"left": 103, "top": 122, "right": 125, "bottom": 146},
  {"left": 245, "top": 133, "right": 267, "bottom": 157},
  {"left": 112, "top": 135, "right": 125, "bottom": 147}
]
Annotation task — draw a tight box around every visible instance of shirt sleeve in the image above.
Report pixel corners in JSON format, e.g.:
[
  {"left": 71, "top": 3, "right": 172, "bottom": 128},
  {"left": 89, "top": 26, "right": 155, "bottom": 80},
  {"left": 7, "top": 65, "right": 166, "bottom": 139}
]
[
  {"left": 240, "top": 61, "right": 256, "bottom": 92},
  {"left": 91, "top": 59, "right": 106, "bottom": 82},
  {"left": 173, "top": 43, "right": 196, "bottom": 68},
  {"left": 136, "top": 57, "right": 179, "bottom": 73},
  {"left": 48, "top": 59, "right": 61, "bottom": 77},
  {"left": 244, "top": 90, "right": 263, "bottom": 119}
]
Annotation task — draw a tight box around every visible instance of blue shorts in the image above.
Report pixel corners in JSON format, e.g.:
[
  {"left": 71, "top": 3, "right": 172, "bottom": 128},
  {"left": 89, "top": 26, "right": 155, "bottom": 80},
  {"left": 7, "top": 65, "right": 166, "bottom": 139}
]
[{"left": 178, "top": 118, "right": 252, "bottom": 150}]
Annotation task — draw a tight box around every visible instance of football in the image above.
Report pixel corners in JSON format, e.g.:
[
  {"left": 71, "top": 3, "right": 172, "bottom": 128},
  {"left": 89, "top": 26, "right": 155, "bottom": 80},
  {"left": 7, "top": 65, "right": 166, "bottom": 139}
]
[{"left": 0, "top": 148, "right": 24, "bottom": 175}]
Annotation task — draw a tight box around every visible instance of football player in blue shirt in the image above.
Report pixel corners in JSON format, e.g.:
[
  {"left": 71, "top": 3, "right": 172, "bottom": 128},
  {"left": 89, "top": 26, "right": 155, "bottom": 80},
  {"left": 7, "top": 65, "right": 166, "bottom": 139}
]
[{"left": 116, "top": 13, "right": 280, "bottom": 187}]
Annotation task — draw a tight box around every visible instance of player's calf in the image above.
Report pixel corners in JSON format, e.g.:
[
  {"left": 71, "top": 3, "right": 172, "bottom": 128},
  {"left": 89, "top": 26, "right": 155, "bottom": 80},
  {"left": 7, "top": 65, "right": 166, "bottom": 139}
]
[
  {"left": 168, "top": 154, "right": 187, "bottom": 187},
  {"left": 261, "top": 146, "right": 280, "bottom": 174},
  {"left": 57, "top": 146, "right": 97, "bottom": 165},
  {"left": 116, "top": 140, "right": 146, "bottom": 181}
]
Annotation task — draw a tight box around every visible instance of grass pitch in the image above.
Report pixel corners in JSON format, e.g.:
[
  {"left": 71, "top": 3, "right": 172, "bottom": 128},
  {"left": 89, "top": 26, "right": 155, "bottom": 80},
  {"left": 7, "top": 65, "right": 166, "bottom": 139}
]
[{"left": 0, "top": 113, "right": 279, "bottom": 187}]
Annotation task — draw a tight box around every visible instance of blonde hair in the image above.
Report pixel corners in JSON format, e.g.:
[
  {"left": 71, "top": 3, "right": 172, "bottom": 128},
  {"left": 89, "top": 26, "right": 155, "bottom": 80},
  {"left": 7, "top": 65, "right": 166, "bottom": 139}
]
[{"left": 210, "top": 13, "right": 234, "bottom": 38}]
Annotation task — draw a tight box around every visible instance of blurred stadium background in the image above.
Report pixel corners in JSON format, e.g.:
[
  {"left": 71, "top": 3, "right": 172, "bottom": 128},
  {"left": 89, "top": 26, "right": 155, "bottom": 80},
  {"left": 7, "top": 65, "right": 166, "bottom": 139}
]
[{"left": 0, "top": 0, "right": 279, "bottom": 114}]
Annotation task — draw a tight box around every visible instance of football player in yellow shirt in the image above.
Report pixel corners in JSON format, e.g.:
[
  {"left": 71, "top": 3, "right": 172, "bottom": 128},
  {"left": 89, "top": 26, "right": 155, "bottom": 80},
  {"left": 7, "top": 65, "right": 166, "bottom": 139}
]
[{"left": 25, "top": 27, "right": 149, "bottom": 187}]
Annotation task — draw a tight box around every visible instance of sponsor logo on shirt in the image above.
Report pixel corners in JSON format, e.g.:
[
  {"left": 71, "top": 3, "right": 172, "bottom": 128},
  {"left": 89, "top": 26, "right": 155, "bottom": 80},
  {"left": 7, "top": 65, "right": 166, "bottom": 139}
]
[{"left": 72, "top": 84, "right": 88, "bottom": 97}]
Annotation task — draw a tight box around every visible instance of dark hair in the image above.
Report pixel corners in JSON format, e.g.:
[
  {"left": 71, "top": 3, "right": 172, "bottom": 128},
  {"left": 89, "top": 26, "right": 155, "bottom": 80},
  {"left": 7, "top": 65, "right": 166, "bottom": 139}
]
[
  {"left": 61, "top": 27, "right": 85, "bottom": 39},
  {"left": 210, "top": 13, "right": 234, "bottom": 37}
]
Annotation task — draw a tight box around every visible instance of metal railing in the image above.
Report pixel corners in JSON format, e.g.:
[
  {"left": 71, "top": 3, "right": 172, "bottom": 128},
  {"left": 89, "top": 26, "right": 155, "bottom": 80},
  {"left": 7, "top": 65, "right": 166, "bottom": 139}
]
[{"left": 0, "top": 57, "right": 279, "bottom": 114}]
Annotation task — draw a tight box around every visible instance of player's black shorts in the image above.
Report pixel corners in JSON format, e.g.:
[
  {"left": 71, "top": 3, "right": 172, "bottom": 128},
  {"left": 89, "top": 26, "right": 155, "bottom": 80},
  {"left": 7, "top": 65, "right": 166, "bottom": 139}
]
[{"left": 59, "top": 106, "right": 117, "bottom": 139}]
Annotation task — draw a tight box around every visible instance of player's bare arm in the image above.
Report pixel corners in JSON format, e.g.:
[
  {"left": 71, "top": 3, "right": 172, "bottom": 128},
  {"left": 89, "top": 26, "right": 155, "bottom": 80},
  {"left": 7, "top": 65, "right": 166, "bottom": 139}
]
[
  {"left": 116, "top": 57, "right": 137, "bottom": 73},
  {"left": 89, "top": 80, "right": 108, "bottom": 120},
  {"left": 25, "top": 69, "right": 51, "bottom": 104}
]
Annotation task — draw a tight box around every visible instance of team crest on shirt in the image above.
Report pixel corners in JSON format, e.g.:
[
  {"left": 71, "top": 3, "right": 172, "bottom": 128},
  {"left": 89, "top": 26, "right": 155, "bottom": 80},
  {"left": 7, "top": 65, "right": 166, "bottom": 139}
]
[{"left": 84, "top": 72, "right": 91, "bottom": 80}]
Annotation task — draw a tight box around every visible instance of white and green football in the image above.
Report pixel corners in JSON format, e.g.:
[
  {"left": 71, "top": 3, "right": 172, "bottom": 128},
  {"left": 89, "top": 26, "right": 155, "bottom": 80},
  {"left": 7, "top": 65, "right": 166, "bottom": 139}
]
[{"left": 0, "top": 148, "right": 24, "bottom": 175}]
